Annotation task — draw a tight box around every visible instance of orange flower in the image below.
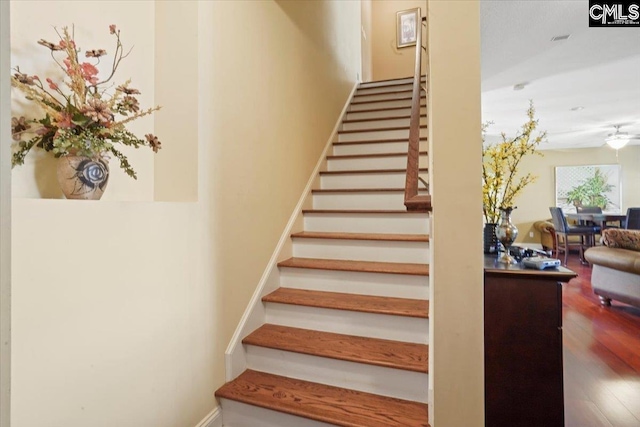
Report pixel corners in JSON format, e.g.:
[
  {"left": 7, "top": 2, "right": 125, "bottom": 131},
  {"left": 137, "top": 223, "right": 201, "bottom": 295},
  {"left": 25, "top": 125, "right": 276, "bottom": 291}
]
[
  {"left": 80, "top": 62, "right": 99, "bottom": 84},
  {"left": 57, "top": 112, "right": 73, "bottom": 129},
  {"left": 59, "top": 40, "right": 76, "bottom": 49},
  {"left": 145, "top": 134, "right": 162, "bottom": 153},
  {"left": 63, "top": 58, "right": 77, "bottom": 76},
  {"left": 46, "top": 78, "right": 59, "bottom": 90}
]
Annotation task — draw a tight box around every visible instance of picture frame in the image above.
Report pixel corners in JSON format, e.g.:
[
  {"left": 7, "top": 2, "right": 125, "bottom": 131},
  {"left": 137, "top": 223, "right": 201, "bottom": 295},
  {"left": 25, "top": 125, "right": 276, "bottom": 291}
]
[
  {"left": 554, "top": 164, "right": 622, "bottom": 213},
  {"left": 396, "top": 8, "right": 420, "bottom": 49}
]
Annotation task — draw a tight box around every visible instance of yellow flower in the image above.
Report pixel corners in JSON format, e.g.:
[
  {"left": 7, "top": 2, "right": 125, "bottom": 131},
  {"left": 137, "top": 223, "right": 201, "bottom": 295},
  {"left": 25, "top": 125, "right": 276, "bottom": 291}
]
[{"left": 482, "top": 101, "right": 546, "bottom": 224}]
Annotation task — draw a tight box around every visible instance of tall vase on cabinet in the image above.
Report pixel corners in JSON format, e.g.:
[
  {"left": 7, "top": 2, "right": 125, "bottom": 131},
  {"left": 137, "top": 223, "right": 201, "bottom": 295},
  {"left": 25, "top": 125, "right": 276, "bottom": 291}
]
[{"left": 495, "top": 206, "right": 518, "bottom": 264}]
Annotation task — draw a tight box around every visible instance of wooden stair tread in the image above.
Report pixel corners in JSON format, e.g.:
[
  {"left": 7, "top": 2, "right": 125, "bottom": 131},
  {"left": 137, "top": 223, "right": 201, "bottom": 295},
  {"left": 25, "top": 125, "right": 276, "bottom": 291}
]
[
  {"left": 215, "top": 369, "right": 430, "bottom": 427},
  {"left": 342, "top": 113, "right": 427, "bottom": 124},
  {"left": 291, "top": 230, "right": 429, "bottom": 242},
  {"left": 350, "top": 96, "right": 424, "bottom": 105},
  {"left": 338, "top": 125, "right": 427, "bottom": 134},
  {"left": 243, "top": 324, "right": 428, "bottom": 372},
  {"left": 263, "top": 288, "right": 429, "bottom": 318},
  {"left": 312, "top": 188, "right": 426, "bottom": 194},
  {"left": 278, "top": 257, "right": 429, "bottom": 276},
  {"left": 327, "top": 151, "right": 427, "bottom": 160},
  {"left": 320, "top": 168, "right": 427, "bottom": 175},
  {"left": 349, "top": 104, "right": 426, "bottom": 114},
  {"left": 333, "top": 137, "right": 427, "bottom": 146},
  {"left": 353, "top": 89, "right": 413, "bottom": 97},
  {"left": 303, "top": 209, "right": 429, "bottom": 214},
  {"left": 358, "top": 75, "right": 424, "bottom": 86}
]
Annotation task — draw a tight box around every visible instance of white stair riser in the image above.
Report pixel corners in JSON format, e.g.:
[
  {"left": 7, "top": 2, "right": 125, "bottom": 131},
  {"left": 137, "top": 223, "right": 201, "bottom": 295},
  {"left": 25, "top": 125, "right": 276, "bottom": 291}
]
[
  {"left": 346, "top": 106, "right": 426, "bottom": 120},
  {"left": 338, "top": 128, "right": 409, "bottom": 142},
  {"left": 304, "top": 212, "right": 429, "bottom": 234},
  {"left": 220, "top": 399, "right": 335, "bottom": 427},
  {"left": 265, "top": 303, "right": 429, "bottom": 344},
  {"left": 338, "top": 127, "right": 427, "bottom": 143},
  {"left": 356, "top": 83, "right": 413, "bottom": 95},
  {"left": 349, "top": 99, "right": 413, "bottom": 111},
  {"left": 341, "top": 116, "right": 427, "bottom": 131},
  {"left": 313, "top": 192, "right": 406, "bottom": 210},
  {"left": 320, "top": 172, "right": 407, "bottom": 189},
  {"left": 313, "top": 191, "right": 406, "bottom": 210},
  {"left": 279, "top": 268, "right": 429, "bottom": 299},
  {"left": 327, "top": 154, "right": 427, "bottom": 171},
  {"left": 319, "top": 172, "right": 428, "bottom": 190},
  {"left": 352, "top": 90, "right": 423, "bottom": 103},
  {"left": 332, "top": 140, "right": 428, "bottom": 156},
  {"left": 342, "top": 117, "right": 409, "bottom": 131},
  {"left": 359, "top": 78, "right": 414, "bottom": 89},
  {"left": 245, "top": 346, "right": 429, "bottom": 403},
  {"left": 292, "top": 238, "right": 429, "bottom": 264}
]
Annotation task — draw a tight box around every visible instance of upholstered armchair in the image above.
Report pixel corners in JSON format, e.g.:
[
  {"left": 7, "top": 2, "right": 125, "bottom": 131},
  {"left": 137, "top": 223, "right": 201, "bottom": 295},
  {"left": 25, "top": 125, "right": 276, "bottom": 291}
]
[{"left": 534, "top": 220, "right": 557, "bottom": 252}]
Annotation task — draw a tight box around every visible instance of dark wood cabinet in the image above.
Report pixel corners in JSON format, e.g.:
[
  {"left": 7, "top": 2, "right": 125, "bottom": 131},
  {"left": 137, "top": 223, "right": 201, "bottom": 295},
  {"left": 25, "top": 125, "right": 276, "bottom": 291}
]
[{"left": 484, "top": 257, "right": 576, "bottom": 427}]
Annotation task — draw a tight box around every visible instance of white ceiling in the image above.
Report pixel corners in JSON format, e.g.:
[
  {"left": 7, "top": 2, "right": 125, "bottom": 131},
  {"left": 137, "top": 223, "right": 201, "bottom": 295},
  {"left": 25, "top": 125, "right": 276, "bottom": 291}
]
[{"left": 481, "top": 0, "right": 640, "bottom": 150}]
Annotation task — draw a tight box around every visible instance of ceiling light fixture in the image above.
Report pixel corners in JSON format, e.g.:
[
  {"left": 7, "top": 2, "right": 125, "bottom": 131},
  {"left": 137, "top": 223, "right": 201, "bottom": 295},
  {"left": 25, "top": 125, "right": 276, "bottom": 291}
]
[
  {"left": 513, "top": 82, "right": 527, "bottom": 91},
  {"left": 551, "top": 34, "right": 571, "bottom": 42},
  {"left": 605, "top": 126, "right": 630, "bottom": 150}
]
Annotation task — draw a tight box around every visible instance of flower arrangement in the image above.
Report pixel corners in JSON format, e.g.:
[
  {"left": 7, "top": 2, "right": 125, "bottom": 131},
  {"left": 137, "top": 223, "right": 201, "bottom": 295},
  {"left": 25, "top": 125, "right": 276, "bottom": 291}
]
[
  {"left": 482, "top": 101, "right": 546, "bottom": 224},
  {"left": 10, "top": 25, "right": 161, "bottom": 179}
]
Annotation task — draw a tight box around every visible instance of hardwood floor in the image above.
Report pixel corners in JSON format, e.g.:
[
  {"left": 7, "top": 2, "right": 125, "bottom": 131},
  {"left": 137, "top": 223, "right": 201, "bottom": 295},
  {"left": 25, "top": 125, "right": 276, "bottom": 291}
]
[{"left": 562, "top": 254, "right": 640, "bottom": 427}]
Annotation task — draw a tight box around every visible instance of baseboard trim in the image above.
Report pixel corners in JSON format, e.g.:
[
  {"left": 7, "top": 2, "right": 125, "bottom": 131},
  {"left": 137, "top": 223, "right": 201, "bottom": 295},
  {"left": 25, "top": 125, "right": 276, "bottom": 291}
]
[
  {"left": 194, "top": 407, "right": 221, "bottom": 427},
  {"left": 224, "top": 81, "right": 360, "bottom": 381}
]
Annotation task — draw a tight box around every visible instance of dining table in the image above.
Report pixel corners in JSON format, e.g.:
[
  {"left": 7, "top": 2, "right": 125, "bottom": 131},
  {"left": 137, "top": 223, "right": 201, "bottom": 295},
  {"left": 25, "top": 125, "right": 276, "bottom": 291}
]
[{"left": 566, "top": 212, "right": 627, "bottom": 229}]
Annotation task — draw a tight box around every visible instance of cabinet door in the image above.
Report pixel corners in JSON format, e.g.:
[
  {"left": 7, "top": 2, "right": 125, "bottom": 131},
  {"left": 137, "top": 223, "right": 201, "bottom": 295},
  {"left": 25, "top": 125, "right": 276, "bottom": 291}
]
[{"left": 485, "top": 276, "right": 563, "bottom": 427}]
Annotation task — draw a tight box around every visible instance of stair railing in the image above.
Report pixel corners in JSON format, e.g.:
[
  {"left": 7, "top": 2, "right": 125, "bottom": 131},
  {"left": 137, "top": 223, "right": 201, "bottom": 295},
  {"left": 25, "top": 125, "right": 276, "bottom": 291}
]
[{"left": 404, "top": 12, "right": 431, "bottom": 212}]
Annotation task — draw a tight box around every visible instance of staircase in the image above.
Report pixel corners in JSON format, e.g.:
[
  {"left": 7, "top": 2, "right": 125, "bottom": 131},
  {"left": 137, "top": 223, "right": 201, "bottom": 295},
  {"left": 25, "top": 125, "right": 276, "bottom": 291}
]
[{"left": 215, "top": 76, "right": 430, "bottom": 427}]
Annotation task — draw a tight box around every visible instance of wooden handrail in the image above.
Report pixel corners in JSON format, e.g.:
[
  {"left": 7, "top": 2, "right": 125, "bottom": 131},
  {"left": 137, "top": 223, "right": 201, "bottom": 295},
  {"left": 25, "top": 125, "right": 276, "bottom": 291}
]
[{"left": 404, "top": 14, "right": 431, "bottom": 212}]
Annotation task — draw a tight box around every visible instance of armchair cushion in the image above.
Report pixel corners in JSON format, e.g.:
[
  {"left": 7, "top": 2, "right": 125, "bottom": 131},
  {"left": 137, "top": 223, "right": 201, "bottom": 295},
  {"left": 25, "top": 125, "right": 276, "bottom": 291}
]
[
  {"left": 534, "top": 220, "right": 555, "bottom": 234},
  {"left": 534, "top": 220, "right": 556, "bottom": 250},
  {"left": 584, "top": 247, "right": 640, "bottom": 275},
  {"left": 602, "top": 229, "right": 640, "bottom": 252}
]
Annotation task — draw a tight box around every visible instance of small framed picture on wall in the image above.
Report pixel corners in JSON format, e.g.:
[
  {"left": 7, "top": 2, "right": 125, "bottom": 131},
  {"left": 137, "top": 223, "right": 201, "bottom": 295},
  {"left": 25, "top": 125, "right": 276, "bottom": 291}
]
[{"left": 397, "top": 8, "right": 420, "bottom": 48}]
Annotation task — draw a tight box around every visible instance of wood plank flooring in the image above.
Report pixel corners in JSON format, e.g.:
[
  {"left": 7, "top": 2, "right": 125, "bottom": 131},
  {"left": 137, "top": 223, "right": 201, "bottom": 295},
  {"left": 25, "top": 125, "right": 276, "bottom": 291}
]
[{"left": 562, "top": 254, "right": 640, "bottom": 427}]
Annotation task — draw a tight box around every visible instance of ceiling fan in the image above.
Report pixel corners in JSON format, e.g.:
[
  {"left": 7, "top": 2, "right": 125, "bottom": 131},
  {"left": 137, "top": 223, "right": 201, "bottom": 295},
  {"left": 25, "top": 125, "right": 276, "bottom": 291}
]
[{"left": 605, "top": 125, "right": 640, "bottom": 149}]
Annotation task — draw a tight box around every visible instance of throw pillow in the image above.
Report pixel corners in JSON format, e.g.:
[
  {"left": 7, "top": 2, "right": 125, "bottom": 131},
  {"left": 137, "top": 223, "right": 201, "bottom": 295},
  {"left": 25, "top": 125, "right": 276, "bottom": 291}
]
[{"left": 601, "top": 229, "right": 640, "bottom": 252}]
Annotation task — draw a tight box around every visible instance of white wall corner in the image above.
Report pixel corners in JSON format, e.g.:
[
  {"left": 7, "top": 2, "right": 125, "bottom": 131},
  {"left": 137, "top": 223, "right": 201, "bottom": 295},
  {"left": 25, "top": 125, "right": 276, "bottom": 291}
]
[
  {"left": 0, "top": 1, "right": 11, "bottom": 426},
  {"left": 194, "top": 407, "right": 221, "bottom": 427},
  {"left": 223, "top": 82, "right": 360, "bottom": 382}
]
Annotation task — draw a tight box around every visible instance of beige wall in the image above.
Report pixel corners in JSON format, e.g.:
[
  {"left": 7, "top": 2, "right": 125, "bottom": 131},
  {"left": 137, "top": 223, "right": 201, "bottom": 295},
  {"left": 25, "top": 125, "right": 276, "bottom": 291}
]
[
  {"left": 361, "top": 0, "right": 373, "bottom": 82},
  {"left": 10, "top": 0, "right": 156, "bottom": 201},
  {"left": 371, "top": 0, "right": 426, "bottom": 81},
  {"left": 154, "top": 1, "right": 198, "bottom": 202},
  {"left": 10, "top": 1, "right": 361, "bottom": 426},
  {"left": 513, "top": 146, "right": 640, "bottom": 244},
  {"left": 1, "top": 1, "right": 12, "bottom": 425},
  {"left": 205, "top": 0, "right": 360, "bottom": 354},
  {"left": 429, "top": 0, "right": 484, "bottom": 425},
  {"left": 11, "top": 200, "right": 216, "bottom": 427}
]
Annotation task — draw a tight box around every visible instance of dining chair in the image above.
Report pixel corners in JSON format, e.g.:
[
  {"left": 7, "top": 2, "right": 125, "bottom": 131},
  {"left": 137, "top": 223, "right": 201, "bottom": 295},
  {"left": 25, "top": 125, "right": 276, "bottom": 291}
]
[
  {"left": 549, "top": 207, "right": 599, "bottom": 266},
  {"left": 625, "top": 207, "right": 640, "bottom": 230}
]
